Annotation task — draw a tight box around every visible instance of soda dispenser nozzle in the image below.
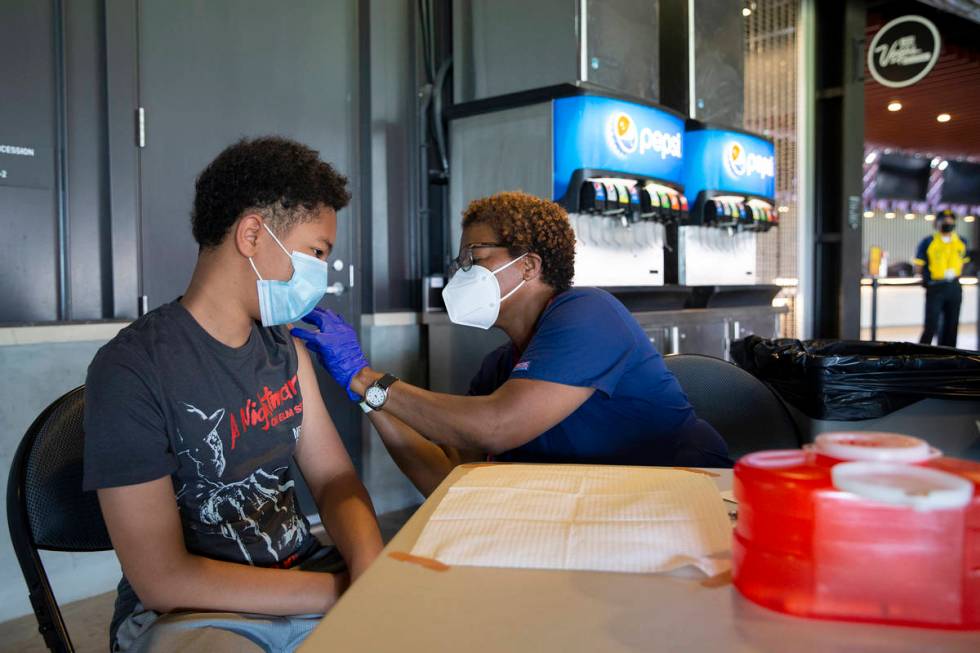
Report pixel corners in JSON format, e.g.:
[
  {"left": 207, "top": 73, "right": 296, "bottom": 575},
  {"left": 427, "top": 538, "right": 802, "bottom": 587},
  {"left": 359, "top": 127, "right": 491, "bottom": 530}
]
[
  {"left": 578, "top": 180, "right": 607, "bottom": 214},
  {"left": 627, "top": 185, "right": 643, "bottom": 224},
  {"left": 602, "top": 181, "right": 625, "bottom": 216},
  {"left": 639, "top": 187, "right": 659, "bottom": 221}
]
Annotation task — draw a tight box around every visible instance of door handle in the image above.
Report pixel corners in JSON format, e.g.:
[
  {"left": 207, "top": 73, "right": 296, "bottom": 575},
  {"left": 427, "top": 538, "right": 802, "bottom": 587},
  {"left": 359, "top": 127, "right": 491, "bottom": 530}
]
[{"left": 324, "top": 282, "right": 345, "bottom": 296}]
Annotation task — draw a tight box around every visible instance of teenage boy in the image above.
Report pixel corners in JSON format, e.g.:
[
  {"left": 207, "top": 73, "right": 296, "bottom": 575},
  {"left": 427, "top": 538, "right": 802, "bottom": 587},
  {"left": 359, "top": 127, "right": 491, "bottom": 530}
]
[{"left": 84, "top": 137, "right": 382, "bottom": 652}]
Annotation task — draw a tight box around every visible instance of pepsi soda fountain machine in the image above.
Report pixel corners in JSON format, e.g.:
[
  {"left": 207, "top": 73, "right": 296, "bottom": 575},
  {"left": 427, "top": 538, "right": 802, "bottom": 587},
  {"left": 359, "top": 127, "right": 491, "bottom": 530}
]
[
  {"left": 676, "top": 122, "right": 778, "bottom": 286},
  {"left": 449, "top": 89, "right": 689, "bottom": 288},
  {"left": 433, "top": 87, "right": 786, "bottom": 376}
]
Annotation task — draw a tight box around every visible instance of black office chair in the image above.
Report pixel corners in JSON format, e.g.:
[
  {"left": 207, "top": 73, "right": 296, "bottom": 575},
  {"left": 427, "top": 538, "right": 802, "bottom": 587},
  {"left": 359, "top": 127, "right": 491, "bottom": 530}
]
[
  {"left": 664, "top": 354, "right": 803, "bottom": 459},
  {"left": 7, "top": 385, "right": 112, "bottom": 653}
]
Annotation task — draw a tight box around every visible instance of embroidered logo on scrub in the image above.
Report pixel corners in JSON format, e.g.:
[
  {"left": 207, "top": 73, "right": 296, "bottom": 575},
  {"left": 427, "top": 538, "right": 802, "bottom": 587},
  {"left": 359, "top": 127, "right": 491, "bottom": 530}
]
[{"left": 513, "top": 361, "right": 531, "bottom": 372}]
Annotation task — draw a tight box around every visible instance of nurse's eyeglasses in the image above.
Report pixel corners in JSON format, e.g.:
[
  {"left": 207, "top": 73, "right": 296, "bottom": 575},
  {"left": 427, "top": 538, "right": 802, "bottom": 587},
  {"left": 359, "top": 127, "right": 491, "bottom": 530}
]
[{"left": 448, "top": 242, "right": 509, "bottom": 276}]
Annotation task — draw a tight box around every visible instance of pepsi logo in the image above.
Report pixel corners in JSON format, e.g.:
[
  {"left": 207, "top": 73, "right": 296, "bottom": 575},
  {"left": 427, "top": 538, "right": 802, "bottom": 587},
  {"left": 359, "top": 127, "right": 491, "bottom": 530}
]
[
  {"left": 725, "top": 140, "right": 774, "bottom": 180},
  {"left": 726, "top": 142, "right": 747, "bottom": 177},
  {"left": 606, "top": 112, "right": 638, "bottom": 158},
  {"left": 605, "top": 111, "right": 681, "bottom": 160}
]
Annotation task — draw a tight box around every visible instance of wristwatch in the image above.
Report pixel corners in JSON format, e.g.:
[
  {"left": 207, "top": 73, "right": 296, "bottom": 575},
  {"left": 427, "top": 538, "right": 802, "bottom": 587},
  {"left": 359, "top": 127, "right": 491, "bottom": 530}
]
[{"left": 362, "top": 373, "right": 399, "bottom": 412}]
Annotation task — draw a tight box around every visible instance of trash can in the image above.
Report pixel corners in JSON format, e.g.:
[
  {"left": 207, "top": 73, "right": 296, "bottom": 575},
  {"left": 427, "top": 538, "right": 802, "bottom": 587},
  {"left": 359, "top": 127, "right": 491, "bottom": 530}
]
[{"left": 730, "top": 337, "right": 980, "bottom": 460}]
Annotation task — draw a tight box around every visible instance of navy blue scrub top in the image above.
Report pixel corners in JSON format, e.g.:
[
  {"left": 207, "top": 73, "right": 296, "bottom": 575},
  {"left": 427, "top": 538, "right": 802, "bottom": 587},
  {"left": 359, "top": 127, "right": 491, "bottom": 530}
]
[{"left": 467, "top": 287, "right": 732, "bottom": 467}]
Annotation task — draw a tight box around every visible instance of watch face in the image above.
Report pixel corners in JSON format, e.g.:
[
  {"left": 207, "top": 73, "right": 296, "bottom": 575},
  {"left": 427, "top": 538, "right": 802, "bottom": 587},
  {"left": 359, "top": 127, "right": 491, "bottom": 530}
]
[{"left": 366, "top": 385, "right": 386, "bottom": 407}]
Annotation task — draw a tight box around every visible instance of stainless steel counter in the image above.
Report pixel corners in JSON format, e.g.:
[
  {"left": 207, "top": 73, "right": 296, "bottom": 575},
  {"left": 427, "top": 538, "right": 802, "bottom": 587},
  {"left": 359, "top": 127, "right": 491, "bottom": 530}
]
[
  {"left": 421, "top": 305, "right": 786, "bottom": 330},
  {"left": 423, "top": 305, "right": 787, "bottom": 395}
]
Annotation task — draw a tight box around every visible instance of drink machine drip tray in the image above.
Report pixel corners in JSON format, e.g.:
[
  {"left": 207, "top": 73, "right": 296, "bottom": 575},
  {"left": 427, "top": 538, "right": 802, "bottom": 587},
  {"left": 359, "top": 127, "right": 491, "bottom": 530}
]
[{"left": 687, "top": 285, "right": 781, "bottom": 308}]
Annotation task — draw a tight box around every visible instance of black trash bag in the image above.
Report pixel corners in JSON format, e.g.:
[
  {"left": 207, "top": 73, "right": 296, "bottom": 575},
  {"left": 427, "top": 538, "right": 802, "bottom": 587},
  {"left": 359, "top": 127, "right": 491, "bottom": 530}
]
[{"left": 730, "top": 336, "right": 980, "bottom": 420}]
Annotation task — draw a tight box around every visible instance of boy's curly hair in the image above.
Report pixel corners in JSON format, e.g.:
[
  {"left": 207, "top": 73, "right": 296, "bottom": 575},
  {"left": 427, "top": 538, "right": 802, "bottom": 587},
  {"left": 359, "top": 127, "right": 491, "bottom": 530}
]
[
  {"left": 462, "top": 191, "right": 576, "bottom": 292},
  {"left": 192, "top": 136, "right": 350, "bottom": 248}
]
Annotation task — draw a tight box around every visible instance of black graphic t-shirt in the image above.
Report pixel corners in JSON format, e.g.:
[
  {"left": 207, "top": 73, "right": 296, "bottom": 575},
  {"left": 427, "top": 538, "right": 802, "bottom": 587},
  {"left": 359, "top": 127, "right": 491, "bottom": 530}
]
[{"left": 83, "top": 301, "right": 317, "bottom": 620}]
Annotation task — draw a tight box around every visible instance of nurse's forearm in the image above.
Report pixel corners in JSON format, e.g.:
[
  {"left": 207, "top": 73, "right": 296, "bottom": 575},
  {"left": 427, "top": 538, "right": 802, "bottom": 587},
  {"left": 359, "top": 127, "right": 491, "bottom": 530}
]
[
  {"left": 389, "top": 386, "right": 501, "bottom": 451},
  {"left": 352, "top": 368, "right": 513, "bottom": 453},
  {"left": 353, "top": 368, "right": 594, "bottom": 453},
  {"left": 367, "top": 411, "right": 469, "bottom": 496}
]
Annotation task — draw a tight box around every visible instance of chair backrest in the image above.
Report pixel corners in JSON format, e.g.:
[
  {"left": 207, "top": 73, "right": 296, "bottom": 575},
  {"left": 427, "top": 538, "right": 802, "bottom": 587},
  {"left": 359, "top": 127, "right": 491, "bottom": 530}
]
[
  {"left": 6, "top": 385, "right": 112, "bottom": 653},
  {"left": 664, "top": 354, "right": 802, "bottom": 459}
]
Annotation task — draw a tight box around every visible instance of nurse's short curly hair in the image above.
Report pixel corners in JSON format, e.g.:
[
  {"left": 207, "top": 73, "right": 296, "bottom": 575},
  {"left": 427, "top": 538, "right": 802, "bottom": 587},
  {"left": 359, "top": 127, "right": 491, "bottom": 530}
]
[
  {"left": 462, "top": 191, "right": 576, "bottom": 292},
  {"left": 192, "top": 136, "right": 351, "bottom": 249}
]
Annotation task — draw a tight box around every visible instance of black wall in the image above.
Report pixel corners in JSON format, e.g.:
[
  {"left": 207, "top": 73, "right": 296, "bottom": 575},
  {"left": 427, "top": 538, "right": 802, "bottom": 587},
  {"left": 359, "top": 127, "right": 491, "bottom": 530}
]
[
  {"left": 0, "top": 0, "right": 140, "bottom": 323},
  {"left": 0, "top": 0, "right": 429, "bottom": 472},
  {"left": 659, "top": 0, "right": 745, "bottom": 126},
  {"left": 360, "top": 0, "right": 425, "bottom": 313},
  {"left": 0, "top": 0, "right": 423, "bottom": 325},
  {"left": 2, "top": 2, "right": 80, "bottom": 322},
  {"left": 813, "top": 0, "right": 865, "bottom": 339}
]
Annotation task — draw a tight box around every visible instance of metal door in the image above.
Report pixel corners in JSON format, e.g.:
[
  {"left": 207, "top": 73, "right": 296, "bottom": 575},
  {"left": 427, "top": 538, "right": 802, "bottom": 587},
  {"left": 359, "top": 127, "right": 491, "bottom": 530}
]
[{"left": 137, "top": 0, "right": 363, "bottom": 468}]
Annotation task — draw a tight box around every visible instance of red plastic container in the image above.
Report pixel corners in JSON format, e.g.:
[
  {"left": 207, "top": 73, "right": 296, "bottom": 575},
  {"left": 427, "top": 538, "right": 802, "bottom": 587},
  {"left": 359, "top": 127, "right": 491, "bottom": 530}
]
[{"left": 733, "top": 432, "right": 980, "bottom": 629}]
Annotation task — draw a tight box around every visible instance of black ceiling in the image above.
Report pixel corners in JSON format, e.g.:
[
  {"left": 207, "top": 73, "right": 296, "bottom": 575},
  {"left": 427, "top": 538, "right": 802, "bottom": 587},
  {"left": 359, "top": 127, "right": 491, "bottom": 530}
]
[{"left": 865, "top": 1, "right": 980, "bottom": 159}]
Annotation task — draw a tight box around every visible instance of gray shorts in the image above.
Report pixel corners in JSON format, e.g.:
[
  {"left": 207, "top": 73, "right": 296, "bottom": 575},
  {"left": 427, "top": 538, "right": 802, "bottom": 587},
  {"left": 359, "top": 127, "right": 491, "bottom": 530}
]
[{"left": 114, "top": 546, "right": 345, "bottom": 653}]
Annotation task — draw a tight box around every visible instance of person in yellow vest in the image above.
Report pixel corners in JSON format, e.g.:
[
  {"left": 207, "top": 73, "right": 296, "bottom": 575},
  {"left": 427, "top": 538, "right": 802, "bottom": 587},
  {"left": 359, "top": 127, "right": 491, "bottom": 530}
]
[{"left": 913, "top": 209, "right": 970, "bottom": 347}]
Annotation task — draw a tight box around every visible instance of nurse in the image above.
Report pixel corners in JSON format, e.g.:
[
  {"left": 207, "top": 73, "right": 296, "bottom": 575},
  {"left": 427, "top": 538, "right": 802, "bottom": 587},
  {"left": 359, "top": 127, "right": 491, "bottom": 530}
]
[{"left": 294, "top": 191, "right": 731, "bottom": 496}]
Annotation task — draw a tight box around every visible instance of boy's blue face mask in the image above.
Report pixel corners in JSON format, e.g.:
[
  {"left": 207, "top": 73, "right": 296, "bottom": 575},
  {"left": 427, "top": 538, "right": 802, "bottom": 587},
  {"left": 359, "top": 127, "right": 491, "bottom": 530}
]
[{"left": 248, "top": 224, "right": 329, "bottom": 326}]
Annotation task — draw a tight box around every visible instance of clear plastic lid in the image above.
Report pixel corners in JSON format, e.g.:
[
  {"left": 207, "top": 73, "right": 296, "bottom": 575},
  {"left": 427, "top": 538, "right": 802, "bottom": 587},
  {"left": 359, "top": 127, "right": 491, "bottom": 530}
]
[
  {"left": 814, "top": 432, "right": 939, "bottom": 463},
  {"left": 831, "top": 461, "right": 973, "bottom": 511},
  {"left": 739, "top": 449, "right": 808, "bottom": 469}
]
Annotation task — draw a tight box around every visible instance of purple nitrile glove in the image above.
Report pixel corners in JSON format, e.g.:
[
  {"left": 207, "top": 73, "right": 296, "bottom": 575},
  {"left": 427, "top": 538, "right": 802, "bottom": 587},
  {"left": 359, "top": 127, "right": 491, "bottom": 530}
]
[{"left": 291, "top": 307, "right": 370, "bottom": 401}]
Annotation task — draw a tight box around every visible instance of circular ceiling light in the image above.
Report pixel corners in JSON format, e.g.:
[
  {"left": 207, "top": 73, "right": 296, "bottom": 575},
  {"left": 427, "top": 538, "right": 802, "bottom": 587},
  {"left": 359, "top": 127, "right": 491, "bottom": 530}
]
[
  {"left": 937, "top": 113, "right": 952, "bottom": 123},
  {"left": 887, "top": 101, "right": 902, "bottom": 112}
]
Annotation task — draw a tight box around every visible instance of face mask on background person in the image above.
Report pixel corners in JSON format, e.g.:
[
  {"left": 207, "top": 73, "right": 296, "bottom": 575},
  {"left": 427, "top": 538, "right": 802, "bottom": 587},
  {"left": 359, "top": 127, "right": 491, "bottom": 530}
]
[
  {"left": 940, "top": 222, "right": 955, "bottom": 234},
  {"left": 442, "top": 253, "right": 528, "bottom": 330},
  {"left": 249, "top": 223, "right": 330, "bottom": 326}
]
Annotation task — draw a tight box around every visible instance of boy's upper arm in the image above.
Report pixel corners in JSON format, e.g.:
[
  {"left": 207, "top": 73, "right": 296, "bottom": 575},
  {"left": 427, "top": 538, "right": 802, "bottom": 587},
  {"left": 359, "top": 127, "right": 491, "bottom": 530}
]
[
  {"left": 97, "top": 476, "right": 188, "bottom": 604},
  {"left": 84, "top": 341, "right": 187, "bottom": 606},
  {"left": 83, "top": 344, "right": 176, "bottom": 491},
  {"left": 291, "top": 337, "right": 356, "bottom": 491}
]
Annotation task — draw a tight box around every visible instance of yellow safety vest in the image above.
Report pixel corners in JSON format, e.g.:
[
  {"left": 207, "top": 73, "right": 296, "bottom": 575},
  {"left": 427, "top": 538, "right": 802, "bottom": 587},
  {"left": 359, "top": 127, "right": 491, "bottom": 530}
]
[{"left": 913, "top": 232, "right": 969, "bottom": 281}]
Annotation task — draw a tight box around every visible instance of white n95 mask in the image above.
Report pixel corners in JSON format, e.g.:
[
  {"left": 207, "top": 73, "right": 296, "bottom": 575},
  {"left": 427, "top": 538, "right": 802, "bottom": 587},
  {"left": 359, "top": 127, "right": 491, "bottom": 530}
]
[
  {"left": 249, "top": 223, "right": 330, "bottom": 326},
  {"left": 442, "top": 254, "right": 527, "bottom": 329}
]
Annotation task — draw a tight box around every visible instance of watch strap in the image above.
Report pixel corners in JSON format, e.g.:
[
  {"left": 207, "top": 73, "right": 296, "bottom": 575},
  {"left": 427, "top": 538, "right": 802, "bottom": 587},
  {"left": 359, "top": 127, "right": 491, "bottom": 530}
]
[
  {"left": 375, "top": 373, "right": 399, "bottom": 391},
  {"left": 366, "top": 373, "right": 399, "bottom": 410}
]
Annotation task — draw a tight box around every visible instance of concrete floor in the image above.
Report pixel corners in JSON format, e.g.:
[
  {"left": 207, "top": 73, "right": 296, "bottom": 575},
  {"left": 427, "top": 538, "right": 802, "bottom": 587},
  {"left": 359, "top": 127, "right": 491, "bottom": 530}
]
[
  {"left": 0, "top": 504, "right": 420, "bottom": 653},
  {"left": 0, "top": 590, "right": 115, "bottom": 653}
]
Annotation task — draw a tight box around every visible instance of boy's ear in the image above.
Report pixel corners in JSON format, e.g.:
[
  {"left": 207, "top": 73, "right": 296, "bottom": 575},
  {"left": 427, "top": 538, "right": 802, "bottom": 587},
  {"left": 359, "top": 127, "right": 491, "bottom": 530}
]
[{"left": 236, "top": 214, "right": 264, "bottom": 257}]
